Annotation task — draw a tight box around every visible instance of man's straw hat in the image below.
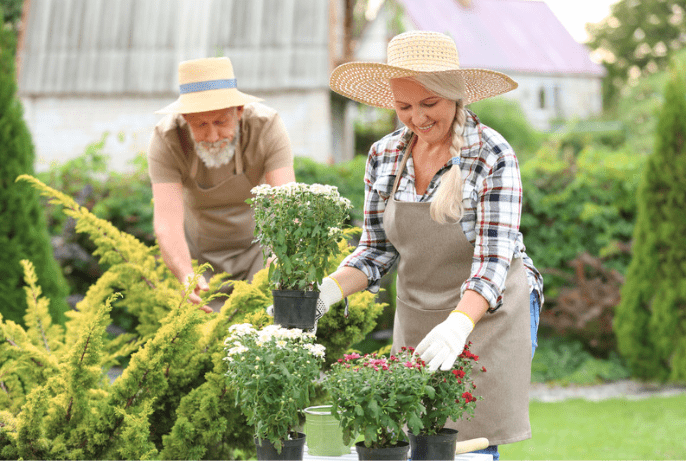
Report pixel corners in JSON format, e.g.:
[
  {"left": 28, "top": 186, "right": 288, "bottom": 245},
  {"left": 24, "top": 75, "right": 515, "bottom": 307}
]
[
  {"left": 330, "top": 31, "right": 517, "bottom": 108},
  {"left": 156, "top": 57, "right": 262, "bottom": 114}
]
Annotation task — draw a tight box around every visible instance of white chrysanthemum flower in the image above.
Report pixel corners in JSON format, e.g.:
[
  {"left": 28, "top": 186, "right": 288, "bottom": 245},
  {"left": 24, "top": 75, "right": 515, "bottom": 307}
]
[
  {"left": 228, "top": 323, "right": 256, "bottom": 336},
  {"left": 227, "top": 345, "right": 249, "bottom": 356}
]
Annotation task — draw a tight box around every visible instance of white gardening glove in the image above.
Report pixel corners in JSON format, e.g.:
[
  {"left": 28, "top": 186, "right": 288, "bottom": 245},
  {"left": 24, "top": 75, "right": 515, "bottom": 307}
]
[
  {"left": 265, "top": 277, "right": 344, "bottom": 323},
  {"left": 415, "top": 311, "right": 475, "bottom": 371}
]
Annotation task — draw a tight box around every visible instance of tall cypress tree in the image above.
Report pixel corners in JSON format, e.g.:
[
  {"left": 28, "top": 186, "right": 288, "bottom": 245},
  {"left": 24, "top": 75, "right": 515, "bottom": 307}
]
[
  {"left": 614, "top": 55, "right": 686, "bottom": 382},
  {"left": 0, "top": 24, "right": 69, "bottom": 325}
]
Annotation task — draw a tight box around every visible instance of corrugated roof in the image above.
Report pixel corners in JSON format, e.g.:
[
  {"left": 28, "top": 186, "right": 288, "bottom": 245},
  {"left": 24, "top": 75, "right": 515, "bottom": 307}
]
[
  {"left": 397, "top": 0, "right": 606, "bottom": 76},
  {"left": 18, "top": 0, "right": 330, "bottom": 96}
]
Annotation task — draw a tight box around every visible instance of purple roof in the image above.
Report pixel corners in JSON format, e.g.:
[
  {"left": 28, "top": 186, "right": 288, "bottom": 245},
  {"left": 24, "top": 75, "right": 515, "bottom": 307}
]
[{"left": 397, "top": 0, "right": 606, "bottom": 76}]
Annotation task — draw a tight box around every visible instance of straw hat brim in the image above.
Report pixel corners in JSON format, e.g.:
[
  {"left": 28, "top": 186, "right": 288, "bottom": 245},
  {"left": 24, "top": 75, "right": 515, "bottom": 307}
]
[
  {"left": 155, "top": 88, "right": 263, "bottom": 114},
  {"left": 329, "top": 62, "right": 518, "bottom": 108}
]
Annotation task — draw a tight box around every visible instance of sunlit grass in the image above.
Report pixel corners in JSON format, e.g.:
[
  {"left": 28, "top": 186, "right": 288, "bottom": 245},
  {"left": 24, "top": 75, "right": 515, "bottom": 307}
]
[{"left": 500, "top": 394, "right": 686, "bottom": 460}]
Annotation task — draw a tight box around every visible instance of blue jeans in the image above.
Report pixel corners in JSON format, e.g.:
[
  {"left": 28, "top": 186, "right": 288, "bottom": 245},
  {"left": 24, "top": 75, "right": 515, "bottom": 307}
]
[
  {"left": 471, "top": 291, "right": 541, "bottom": 460},
  {"left": 530, "top": 290, "right": 540, "bottom": 359},
  {"left": 473, "top": 444, "right": 500, "bottom": 460}
]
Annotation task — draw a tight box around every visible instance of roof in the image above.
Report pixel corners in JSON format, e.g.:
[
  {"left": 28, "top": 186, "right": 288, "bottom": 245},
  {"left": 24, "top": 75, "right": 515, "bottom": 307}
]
[
  {"left": 18, "top": 0, "right": 330, "bottom": 96},
  {"left": 396, "top": 0, "right": 606, "bottom": 76}
]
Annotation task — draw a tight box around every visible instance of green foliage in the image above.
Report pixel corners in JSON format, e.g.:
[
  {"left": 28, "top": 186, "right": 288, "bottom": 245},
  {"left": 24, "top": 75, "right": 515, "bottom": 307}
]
[
  {"left": 615, "top": 55, "right": 686, "bottom": 382},
  {"left": 324, "top": 350, "right": 429, "bottom": 449},
  {"left": 250, "top": 183, "right": 352, "bottom": 291},
  {"left": 519, "top": 142, "right": 644, "bottom": 302},
  {"left": 0, "top": 176, "right": 384, "bottom": 459},
  {"left": 531, "top": 337, "right": 630, "bottom": 385},
  {"left": 294, "top": 155, "right": 367, "bottom": 223},
  {"left": 0, "top": 0, "right": 22, "bottom": 29},
  {"left": 37, "top": 141, "right": 154, "bottom": 298},
  {"left": 586, "top": 0, "right": 686, "bottom": 109},
  {"left": 353, "top": 105, "right": 398, "bottom": 158},
  {"left": 418, "top": 343, "right": 482, "bottom": 435},
  {"left": 224, "top": 324, "right": 325, "bottom": 452},
  {"left": 469, "top": 97, "right": 543, "bottom": 160},
  {"left": 0, "top": 25, "right": 69, "bottom": 327}
]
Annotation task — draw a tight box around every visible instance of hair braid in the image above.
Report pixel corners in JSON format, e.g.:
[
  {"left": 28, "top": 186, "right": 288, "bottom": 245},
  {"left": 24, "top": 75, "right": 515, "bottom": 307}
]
[{"left": 430, "top": 99, "right": 466, "bottom": 223}]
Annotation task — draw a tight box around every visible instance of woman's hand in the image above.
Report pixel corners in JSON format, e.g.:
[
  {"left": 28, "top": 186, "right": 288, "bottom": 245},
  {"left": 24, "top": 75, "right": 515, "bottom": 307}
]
[{"left": 415, "top": 311, "right": 474, "bottom": 371}]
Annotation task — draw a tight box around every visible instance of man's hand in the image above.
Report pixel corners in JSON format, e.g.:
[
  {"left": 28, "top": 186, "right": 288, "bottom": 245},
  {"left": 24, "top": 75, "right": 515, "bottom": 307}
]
[
  {"left": 184, "top": 274, "right": 212, "bottom": 313},
  {"left": 415, "top": 311, "right": 475, "bottom": 371}
]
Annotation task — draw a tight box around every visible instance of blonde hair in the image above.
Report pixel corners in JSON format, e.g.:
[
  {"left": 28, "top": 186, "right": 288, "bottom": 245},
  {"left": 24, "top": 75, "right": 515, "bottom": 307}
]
[{"left": 410, "top": 73, "right": 468, "bottom": 224}]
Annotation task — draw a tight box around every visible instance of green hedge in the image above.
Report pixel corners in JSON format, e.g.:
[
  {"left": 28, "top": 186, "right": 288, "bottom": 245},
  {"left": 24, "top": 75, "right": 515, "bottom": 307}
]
[{"left": 0, "top": 24, "right": 69, "bottom": 326}]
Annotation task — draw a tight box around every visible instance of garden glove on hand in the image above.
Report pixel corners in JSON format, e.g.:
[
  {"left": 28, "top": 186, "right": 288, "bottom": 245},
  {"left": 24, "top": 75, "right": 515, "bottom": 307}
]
[
  {"left": 265, "top": 277, "right": 344, "bottom": 327},
  {"left": 415, "top": 311, "right": 475, "bottom": 371}
]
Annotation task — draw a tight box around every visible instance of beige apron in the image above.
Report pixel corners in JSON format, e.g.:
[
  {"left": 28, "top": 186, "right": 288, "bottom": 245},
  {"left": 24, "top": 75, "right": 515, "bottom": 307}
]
[
  {"left": 183, "top": 138, "right": 263, "bottom": 310},
  {"left": 385, "top": 150, "right": 532, "bottom": 445}
]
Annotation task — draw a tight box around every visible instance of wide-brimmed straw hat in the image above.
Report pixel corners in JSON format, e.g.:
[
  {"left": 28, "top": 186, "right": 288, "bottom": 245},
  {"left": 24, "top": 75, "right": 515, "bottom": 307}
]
[
  {"left": 329, "top": 31, "right": 517, "bottom": 108},
  {"left": 156, "top": 57, "right": 262, "bottom": 114}
]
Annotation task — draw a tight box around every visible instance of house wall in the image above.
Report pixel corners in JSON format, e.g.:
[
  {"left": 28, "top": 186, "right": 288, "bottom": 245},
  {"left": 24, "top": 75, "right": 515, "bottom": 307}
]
[
  {"left": 22, "top": 89, "right": 332, "bottom": 173},
  {"left": 503, "top": 73, "right": 604, "bottom": 131}
]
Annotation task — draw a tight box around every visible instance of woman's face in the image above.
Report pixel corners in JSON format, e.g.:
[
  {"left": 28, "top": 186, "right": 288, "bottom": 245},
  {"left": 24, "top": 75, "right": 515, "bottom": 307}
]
[{"left": 389, "top": 78, "right": 456, "bottom": 147}]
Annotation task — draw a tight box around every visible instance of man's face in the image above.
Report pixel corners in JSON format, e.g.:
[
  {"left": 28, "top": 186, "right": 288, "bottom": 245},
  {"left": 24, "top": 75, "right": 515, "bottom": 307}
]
[
  {"left": 183, "top": 107, "right": 244, "bottom": 168},
  {"left": 183, "top": 106, "right": 243, "bottom": 143}
]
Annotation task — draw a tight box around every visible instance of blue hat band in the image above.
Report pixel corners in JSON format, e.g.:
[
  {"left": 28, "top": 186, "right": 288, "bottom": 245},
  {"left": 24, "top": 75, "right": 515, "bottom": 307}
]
[{"left": 179, "top": 78, "right": 237, "bottom": 94}]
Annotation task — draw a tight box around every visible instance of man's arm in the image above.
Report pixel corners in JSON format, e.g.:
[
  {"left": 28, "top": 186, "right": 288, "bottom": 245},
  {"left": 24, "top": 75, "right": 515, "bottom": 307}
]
[
  {"left": 152, "top": 182, "right": 211, "bottom": 311},
  {"left": 264, "top": 165, "right": 295, "bottom": 186}
]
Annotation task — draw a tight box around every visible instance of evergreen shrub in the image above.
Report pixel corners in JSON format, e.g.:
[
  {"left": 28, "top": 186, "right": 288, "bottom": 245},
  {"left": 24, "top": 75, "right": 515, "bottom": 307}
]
[
  {"left": 0, "top": 24, "right": 69, "bottom": 326},
  {"left": 614, "top": 55, "right": 686, "bottom": 382},
  {"left": 0, "top": 176, "right": 384, "bottom": 460},
  {"left": 519, "top": 143, "right": 644, "bottom": 303}
]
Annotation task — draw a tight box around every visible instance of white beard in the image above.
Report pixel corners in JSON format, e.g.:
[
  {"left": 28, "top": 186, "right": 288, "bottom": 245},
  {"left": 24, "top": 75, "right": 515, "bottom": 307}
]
[{"left": 194, "top": 128, "right": 239, "bottom": 168}]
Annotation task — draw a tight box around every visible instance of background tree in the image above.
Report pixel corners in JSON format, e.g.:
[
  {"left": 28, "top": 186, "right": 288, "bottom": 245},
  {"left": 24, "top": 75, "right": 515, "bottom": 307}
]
[
  {"left": 614, "top": 52, "right": 686, "bottom": 382},
  {"left": 0, "top": 23, "right": 69, "bottom": 325},
  {"left": 586, "top": 0, "right": 686, "bottom": 110}
]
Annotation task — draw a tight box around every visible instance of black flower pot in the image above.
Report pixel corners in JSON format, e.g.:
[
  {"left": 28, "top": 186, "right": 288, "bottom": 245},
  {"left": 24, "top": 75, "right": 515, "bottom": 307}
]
[
  {"left": 254, "top": 432, "right": 306, "bottom": 460},
  {"left": 355, "top": 440, "right": 410, "bottom": 460},
  {"left": 272, "top": 289, "right": 319, "bottom": 329},
  {"left": 408, "top": 428, "right": 459, "bottom": 460}
]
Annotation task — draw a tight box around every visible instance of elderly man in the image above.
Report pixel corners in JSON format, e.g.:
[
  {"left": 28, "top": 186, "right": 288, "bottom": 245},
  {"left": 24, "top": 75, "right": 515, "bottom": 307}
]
[{"left": 148, "top": 57, "right": 295, "bottom": 312}]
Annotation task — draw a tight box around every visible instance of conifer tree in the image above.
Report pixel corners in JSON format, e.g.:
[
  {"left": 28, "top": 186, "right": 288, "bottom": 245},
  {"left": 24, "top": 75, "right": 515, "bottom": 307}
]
[
  {"left": 614, "top": 54, "right": 686, "bottom": 382},
  {"left": 0, "top": 23, "right": 69, "bottom": 326}
]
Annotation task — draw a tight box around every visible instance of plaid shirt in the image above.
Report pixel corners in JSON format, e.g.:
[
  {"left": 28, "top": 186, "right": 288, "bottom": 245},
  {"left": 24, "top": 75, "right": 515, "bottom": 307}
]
[{"left": 341, "top": 110, "right": 543, "bottom": 311}]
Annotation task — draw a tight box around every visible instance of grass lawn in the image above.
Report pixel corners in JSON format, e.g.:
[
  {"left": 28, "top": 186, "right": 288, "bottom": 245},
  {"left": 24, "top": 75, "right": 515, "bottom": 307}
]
[{"left": 499, "top": 394, "right": 686, "bottom": 460}]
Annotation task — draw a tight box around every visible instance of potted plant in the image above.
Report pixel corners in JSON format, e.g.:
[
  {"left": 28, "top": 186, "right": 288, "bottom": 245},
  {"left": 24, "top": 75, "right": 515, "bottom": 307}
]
[
  {"left": 323, "top": 348, "right": 429, "bottom": 460},
  {"left": 249, "top": 182, "right": 352, "bottom": 329},
  {"left": 409, "top": 342, "right": 485, "bottom": 460},
  {"left": 224, "top": 323, "right": 325, "bottom": 460}
]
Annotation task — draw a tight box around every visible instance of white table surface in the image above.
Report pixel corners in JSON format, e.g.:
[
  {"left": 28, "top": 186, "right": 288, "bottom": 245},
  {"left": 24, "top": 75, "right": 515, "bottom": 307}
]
[{"left": 303, "top": 445, "right": 493, "bottom": 461}]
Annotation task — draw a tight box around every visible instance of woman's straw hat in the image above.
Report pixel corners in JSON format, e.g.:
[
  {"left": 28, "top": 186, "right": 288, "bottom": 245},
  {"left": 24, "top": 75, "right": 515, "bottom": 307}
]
[
  {"left": 330, "top": 31, "right": 517, "bottom": 108},
  {"left": 156, "top": 57, "right": 262, "bottom": 114}
]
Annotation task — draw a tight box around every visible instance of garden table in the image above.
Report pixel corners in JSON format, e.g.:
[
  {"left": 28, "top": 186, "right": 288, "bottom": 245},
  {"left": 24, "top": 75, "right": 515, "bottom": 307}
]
[{"left": 303, "top": 446, "right": 492, "bottom": 460}]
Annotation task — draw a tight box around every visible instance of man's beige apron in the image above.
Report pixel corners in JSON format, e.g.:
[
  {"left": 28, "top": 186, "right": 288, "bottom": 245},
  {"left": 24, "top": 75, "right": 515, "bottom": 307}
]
[
  {"left": 183, "top": 139, "right": 263, "bottom": 310},
  {"left": 385, "top": 150, "right": 532, "bottom": 445}
]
